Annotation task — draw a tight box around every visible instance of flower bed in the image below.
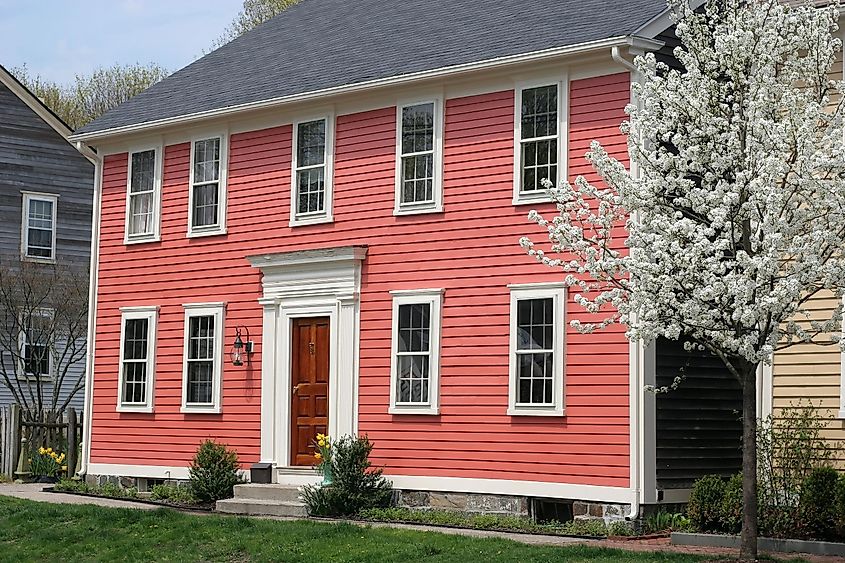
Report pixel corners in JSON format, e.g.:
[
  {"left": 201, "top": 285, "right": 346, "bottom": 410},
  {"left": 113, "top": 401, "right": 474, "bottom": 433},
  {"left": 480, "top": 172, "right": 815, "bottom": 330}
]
[{"left": 50, "top": 479, "right": 213, "bottom": 511}]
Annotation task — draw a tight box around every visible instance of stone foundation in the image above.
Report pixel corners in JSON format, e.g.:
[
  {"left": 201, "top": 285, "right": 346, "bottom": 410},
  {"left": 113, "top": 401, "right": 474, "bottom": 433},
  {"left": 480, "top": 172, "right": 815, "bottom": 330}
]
[
  {"left": 572, "top": 501, "right": 629, "bottom": 523},
  {"left": 397, "top": 490, "right": 529, "bottom": 517}
]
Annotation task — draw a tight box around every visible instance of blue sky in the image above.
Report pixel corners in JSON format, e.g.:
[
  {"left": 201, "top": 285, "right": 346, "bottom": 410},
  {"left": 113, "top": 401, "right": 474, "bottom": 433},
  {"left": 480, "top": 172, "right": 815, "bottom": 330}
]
[{"left": 1, "top": 1, "right": 243, "bottom": 83}]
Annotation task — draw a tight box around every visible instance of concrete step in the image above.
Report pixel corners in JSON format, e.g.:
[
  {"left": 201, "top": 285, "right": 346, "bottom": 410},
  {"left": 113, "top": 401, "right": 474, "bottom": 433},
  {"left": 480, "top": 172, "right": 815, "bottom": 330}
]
[
  {"left": 216, "top": 498, "right": 307, "bottom": 517},
  {"left": 232, "top": 484, "right": 301, "bottom": 503}
]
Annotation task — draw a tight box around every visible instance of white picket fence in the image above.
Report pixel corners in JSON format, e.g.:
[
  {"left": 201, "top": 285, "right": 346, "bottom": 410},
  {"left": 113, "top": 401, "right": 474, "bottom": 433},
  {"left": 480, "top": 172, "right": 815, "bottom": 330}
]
[{"left": 0, "top": 404, "right": 20, "bottom": 478}]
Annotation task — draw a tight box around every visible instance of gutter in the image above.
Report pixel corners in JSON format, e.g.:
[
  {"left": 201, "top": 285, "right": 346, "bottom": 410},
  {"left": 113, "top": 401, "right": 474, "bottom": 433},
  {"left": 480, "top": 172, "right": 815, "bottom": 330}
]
[
  {"left": 69, "top": 35, "right": 663, "bottom": 144},
  {"left": 79, "top": 152, "right": 104, "bottom": 477}
]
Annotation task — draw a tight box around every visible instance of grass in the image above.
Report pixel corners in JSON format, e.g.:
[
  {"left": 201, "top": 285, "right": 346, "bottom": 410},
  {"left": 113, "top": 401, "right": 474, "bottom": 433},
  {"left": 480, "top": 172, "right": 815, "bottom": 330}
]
[{"left": 0, "top": 496, "right": 711, "bottom": 563}]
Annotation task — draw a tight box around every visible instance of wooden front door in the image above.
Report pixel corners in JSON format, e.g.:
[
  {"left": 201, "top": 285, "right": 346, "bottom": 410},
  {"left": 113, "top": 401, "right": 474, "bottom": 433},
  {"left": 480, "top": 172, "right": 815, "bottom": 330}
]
[{"left": 290, "top": 317, "right": 330, "bottom": 466}]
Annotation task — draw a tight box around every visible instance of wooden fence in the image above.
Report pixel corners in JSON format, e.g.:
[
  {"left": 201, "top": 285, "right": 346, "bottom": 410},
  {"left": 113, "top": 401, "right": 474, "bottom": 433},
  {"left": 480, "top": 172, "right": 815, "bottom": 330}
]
[{"left": 0, "top": 406, "right": 83, "bottom": 479}]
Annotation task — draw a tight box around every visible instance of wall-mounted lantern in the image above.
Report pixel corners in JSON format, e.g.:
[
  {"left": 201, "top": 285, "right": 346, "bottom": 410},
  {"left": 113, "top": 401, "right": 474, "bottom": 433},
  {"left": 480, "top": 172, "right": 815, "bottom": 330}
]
[{"left": 230, "top": 327, "right": 254, "bottom": 367}]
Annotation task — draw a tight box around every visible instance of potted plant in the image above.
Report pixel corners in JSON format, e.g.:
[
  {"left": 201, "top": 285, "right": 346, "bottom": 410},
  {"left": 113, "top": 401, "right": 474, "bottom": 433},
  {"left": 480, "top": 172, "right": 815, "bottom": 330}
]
[{"left": 30, "top": 446, "right": 66, "bottom": 483}]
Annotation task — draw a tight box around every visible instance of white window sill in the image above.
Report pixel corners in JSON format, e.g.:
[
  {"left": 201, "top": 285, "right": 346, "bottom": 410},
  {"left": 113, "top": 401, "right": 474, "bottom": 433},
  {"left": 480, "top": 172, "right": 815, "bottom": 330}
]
[
  {"left": 393, "top": 204, "right": 443, "bottom": 217},
  {"left": 512, "top": 192, "right": 553, "bottom": 206},
  {"left": 289, "top": 215, "right": 333, "bottom": 228},
  {"left": 21, "top": 256, "right": 56, "bottom": 265},
  {"left": 507, "top": 406, "right": 564, "bottom": 417},
  {"left": 117, "top": 405, "right": 154, "bottom": 414},
  {"left": 181, "top": 405, "right": 221, "bottom": 414},
  {"left": 124, "top": 235, "right": 160, "bottom": 245},
  {"left": 838, "top": 409, "right": 845, "bottom": 420},
  {"left": 188, "top": 227, "right": 227, "bottom": 239},
  {"left": 389, "top": 405, "right": 440, "bottom": 416}
]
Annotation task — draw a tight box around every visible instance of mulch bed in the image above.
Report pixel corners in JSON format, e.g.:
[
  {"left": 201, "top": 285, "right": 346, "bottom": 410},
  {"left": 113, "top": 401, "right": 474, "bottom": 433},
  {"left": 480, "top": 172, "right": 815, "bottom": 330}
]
[{"left": 43, "top": 486, "right": 214, "bottom": 512}]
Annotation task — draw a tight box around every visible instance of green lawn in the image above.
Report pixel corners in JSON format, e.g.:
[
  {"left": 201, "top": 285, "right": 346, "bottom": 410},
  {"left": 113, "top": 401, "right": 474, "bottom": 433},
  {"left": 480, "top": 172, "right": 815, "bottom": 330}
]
[{"left": 0, "top": 496, "right": 714, "bottom": 562}]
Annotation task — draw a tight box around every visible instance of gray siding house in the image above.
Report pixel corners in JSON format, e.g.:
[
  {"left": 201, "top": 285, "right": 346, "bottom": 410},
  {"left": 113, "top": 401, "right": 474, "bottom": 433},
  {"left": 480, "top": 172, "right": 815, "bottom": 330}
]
[{"left": 0, "top": 64, "right": 95, "bottom": 415}]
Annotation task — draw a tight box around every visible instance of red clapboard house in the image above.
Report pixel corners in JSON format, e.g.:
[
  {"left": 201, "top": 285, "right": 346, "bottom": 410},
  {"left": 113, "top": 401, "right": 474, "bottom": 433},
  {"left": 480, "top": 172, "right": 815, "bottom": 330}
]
[{"left": 70, "top": 0, "right": 743, "bottom": 518}]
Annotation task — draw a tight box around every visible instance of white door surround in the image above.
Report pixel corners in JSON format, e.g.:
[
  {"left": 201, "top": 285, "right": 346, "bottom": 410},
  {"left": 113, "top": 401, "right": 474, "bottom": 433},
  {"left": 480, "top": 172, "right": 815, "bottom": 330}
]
[{"left": 248, "top": 246, "right": 366, "bottom": 476}]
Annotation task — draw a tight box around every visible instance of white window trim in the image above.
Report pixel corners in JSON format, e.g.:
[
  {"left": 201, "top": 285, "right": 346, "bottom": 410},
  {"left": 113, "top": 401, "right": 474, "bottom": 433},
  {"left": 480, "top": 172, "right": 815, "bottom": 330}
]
[
  {"left": 388, "top": 289, "right": 444, "bottom": 415},
  {"left": 187, "top": 134, "right": 229, "bottom": 238},
  {"left": 290, "top": 115, "right": 334, "bottom": 227},
  {"left": 117, "top": 306, "right": 159, "bottom": 413},
  {"left": 393, "top": 97, "right": 444, "bottom": 216},
  {"left": 181, "top": 302, "right": 225, "bottom": 414},
  {"left": 512, "top": 74, "right": 569, "bottom": 206},
  {"left": 507, "top": 283, "right": 566, "bottom": 416},
  {"left": 124, "top": 145, "right": 163, "bottom": 245},
  {"left": 17, "top": 308, "right": 54, "bottom": 381},
  {"left": 20, "top": 191, "right": 58, "bottom": 263}
]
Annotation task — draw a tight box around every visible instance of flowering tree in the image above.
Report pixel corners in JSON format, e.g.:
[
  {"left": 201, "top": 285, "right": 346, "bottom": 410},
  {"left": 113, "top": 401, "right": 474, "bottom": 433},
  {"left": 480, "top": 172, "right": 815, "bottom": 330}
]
[{"left": 521, "top": 1, "right": 845, "bottom": 559}]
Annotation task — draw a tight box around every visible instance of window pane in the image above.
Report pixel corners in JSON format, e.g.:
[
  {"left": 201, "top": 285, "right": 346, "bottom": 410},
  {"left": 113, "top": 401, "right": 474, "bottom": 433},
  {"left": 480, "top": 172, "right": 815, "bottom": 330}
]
[
  {"left": 188, "top": 315, "right": 215, "bottom": 360},
  {"left": 397, "top": 355, "right": 430, "bottom": 404},
  {"left": 401, "top": 154, "right": 434, "bottom": 204},
  {"left": 401, "top": 103, "right": 434, "bottom": 155},
  {"left": 193, "top": 138, "right": 220, "bottom": 183},
  {"left": 398, "top": 303, "right": 430, "bottom": 352},
  {"left": 129, "top": 192, "right": 154, "bottom": 235},
  {"left": 123, "top": 362, "right": 147, "bottom": 404},
  {"left": 297, "top": 120, "right": 326, "bottom": 167},
  {"left": 187, "top": 362, "right": 213, "bottom": 404},
  {"left": 192, "top": 183, "right": 219, "bottom": 227},
  {"left": 297, "top": 167, "right": 325, "bottom": 214},
  {"left": 521, "top": 139, "right": 557, "bottom": 193},
  {"left": 131, "top": 150, "right": 156, "bottom": 193},
  {"left": 517, "top": 352, "right": 554, "bottom": 405},
  {"left": 123, "top": 319, "right": 149, "bottom": 360},
  {"left": 521, "top": 85, "right": 558, "bottom": 141}
]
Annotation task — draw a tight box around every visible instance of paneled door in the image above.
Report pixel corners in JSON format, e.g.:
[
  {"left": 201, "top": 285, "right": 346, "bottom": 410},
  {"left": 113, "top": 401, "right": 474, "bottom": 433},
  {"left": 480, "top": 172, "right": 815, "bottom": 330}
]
[{"left": 290, "top": 317, "right": 330, "bottom": 466}]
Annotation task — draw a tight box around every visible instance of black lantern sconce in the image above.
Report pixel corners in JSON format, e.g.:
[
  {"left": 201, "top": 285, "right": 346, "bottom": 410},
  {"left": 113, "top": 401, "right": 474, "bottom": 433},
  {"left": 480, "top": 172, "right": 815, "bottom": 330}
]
[{"left": 230, "top": 327, "right": 254, "bottom": 367}]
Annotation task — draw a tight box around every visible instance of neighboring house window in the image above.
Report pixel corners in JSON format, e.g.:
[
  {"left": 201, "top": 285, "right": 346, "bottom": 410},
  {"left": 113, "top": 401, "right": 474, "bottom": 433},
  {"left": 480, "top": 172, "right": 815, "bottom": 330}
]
[
  {"left": 117, "top": 306, "right": 158, "bottom": 412},
  {"left": 389, "top": 289, "right": 443, "bottom": 415},
  {"left": 508, "top": 284, "right": 565, "bottom": 416},
  {"left": 21, "top": 192, "right": 58, "bottom": 262},
  {"left": 394, "top": 99, "right": 443, "bottom": 215},
  {"left": 514, "top": 80, "right": 567, "bottom": 204},
  {"left": 189, "top": 136, "right": 228, "bottom": 237},
  {"left": 19, "top": 309, "right": 53, "bottom": 379},
  {"left": 291, "top": 117, "right": 333, "bottom": 226},
  {"left": 182, "top": 303, "right": 224, "bottom": 413},
  {"left": 125, "top": 147, "right": 162, "bottom": 243}
]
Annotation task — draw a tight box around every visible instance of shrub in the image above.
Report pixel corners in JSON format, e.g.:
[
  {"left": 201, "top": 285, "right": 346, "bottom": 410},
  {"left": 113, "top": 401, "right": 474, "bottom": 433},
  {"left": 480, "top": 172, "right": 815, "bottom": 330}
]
[
  {"left": 643, "top": 510, "right": 693, "bottom": 534},
  {"left": 607, "top": 521, "right": 636, "bottom": 537},
  {"left": 836, "top": 475, "right": 845, "bottom": 535},
  {"left": 719, "top": 473, "right": 743, "bottom": 534},
  {"left": 150, "top": 483, "right": 196, "bottom": 504},
  {"left": 798, "top": 467, "right": 839, "bottom": 540},
  {"left": 189, "top": 439, "right": 243, "bottom": 503},
  {"left": 687, "top": 474, "right": 727, "bottom": 532},
  {"left": 301, "top": 435, "right": 393, "bottom": 517}
]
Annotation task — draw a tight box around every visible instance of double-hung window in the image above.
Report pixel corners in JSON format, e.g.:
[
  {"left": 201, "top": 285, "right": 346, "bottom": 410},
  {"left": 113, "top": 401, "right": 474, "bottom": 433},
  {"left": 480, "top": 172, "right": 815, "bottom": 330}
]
[
  {"left": 117, "top": 306, "right": 158, "bottom": 412},
  {"left": 19, "top": 309, "right": 53, "bottom": 379},
  {"left": 189, "top": 136, "right": 227, "bottom": 236},
  {"left": 21, "top": 192, "right": 57, "bottom": 262},
  {"left": 125, "top": 147, "right": 162, "bottom": 243},
  {"left": 389, "top": 289, "right": 443, "bottom": 415},
  {"left": 291, "top": 117, "right": 333, "bottom": 226},
  {"left": 395, "top": 99, "right": 443, "bottom": 214},
  {"left": 182, "top": 303, "right": 224, "bottom": 413},
  {"left": 508, "top": 284, "right": 565, "bottom": 416},
  {"left": 514, "top": 80, "right": 566, "bottom": 204}
]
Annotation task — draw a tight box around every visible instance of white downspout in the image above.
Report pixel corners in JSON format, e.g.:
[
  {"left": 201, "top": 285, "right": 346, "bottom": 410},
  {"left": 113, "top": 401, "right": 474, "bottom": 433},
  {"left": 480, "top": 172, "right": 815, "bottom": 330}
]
[
  {"left": 611, "top": 46, "right": 642, "bottom": 520},
  {"left": 79, "top": 145, "right": 103, "bottom": 477}
]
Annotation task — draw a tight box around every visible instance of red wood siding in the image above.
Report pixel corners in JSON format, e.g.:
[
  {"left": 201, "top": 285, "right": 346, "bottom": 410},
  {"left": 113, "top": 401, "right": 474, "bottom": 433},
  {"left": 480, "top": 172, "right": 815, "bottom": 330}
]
[{"left": 91, "top": 73, "right": 632, "bottom": 487}]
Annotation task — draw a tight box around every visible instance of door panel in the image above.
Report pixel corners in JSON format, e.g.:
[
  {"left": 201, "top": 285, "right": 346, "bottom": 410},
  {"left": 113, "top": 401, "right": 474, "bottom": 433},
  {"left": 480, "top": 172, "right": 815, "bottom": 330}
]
[{"left": 290, "top": 317, "right": 330, "bottom": 466}]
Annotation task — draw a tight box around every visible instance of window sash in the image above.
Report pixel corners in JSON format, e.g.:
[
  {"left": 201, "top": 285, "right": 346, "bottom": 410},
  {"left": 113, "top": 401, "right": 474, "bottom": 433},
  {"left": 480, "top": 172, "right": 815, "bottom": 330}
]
[
  {"left": 518, "top": 84, "right": 560, "bottom": 195},
  {"left": 399, "top": 103, "right": 436, "bottom": 206},
  {"left": 294, "top": 119, "right": 328, "bottom": 217},
  {"left": 127, "top": 149, "right": 159, "bottom": 238},
  {"left": 23, "top": 196, "right": 56, "bottom": 259},
  {"left": 182, "top": 306, "right": 223, "bottom": 412},
  {"left": 395, "top": 302, "right": 432, "bottom": 406},
  {"left": 191, "top": 138, "right": 222, "bottom": 229},
  {"left": 120, "top": 317, "right": 151, "bottom": 405}
]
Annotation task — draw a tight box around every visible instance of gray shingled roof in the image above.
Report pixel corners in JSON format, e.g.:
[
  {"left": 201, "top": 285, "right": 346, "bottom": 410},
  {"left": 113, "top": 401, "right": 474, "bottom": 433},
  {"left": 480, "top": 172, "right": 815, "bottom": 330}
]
[{"left": 75, "top": 0, "right": 668, "bottom": 136}]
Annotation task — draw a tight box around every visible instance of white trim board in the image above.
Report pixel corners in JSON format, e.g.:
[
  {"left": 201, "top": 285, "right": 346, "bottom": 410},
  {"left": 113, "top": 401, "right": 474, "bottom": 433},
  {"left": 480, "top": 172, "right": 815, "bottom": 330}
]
[{"left": 87, "top": 463, "right": 191, "bottom": 481}]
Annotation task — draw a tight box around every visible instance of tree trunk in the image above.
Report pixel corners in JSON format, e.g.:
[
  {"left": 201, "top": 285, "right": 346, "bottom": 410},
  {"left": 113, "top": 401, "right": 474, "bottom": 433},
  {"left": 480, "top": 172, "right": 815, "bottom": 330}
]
[{"left": 740, "top": 363, "right": 758, "bottom": 561}]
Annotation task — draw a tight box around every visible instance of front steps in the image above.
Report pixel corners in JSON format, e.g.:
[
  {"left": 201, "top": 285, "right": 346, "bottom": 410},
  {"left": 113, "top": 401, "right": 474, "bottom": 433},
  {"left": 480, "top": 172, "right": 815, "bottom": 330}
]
[{"left": 216, "top": 484, "right": 307, "bottom": 517}]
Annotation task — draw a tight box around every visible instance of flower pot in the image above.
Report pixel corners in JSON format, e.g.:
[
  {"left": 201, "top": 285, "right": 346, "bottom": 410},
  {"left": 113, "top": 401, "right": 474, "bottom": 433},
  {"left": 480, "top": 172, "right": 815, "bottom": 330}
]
[{"left": 321, "top": 464, "right": 333, "bottom": 486}]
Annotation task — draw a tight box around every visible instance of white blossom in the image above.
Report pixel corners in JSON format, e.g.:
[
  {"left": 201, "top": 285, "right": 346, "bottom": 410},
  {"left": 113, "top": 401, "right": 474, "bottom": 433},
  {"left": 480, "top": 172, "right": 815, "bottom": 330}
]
[{"left": 521, "top": 0, "right": 845, "bottom": 374}]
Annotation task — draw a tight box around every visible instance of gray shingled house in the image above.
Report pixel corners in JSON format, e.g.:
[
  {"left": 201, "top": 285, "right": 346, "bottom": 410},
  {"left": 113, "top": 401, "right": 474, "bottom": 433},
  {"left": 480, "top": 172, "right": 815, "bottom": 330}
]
[{"left": 0, "top": 64, "right": 95, "bottom": 419}]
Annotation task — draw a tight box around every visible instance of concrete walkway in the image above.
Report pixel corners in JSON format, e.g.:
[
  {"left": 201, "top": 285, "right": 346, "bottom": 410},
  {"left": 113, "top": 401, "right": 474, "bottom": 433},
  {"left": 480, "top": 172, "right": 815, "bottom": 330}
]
[{"left": 0, "top": 482, "right": 158, "bottom": 510}]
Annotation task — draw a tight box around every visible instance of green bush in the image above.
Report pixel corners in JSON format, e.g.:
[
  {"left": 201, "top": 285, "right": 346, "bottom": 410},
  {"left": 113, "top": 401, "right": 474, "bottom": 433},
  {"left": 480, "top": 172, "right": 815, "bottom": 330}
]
[
  {"left": 189, "top": 440, "right": 244, "bottom": 503},
  {"left": 642, "top": 510, "right": 693, "bottom": 534},
  {"left": 836, "top": 475, "right": 845, "bottom": 535},
  {"left": 301, "top": 435, "right": 393, "bottom": 517},
  {"left": 719, "top": 473, "right": 743, "bottom": 534},
  {"left": 798, "top": 467, "right": 839, "bottom": 540},
  {"left": 150, "top": 483, "right": 196, "bottom": 504},
  {"left": 687, "top": 474, "right": 727, "bottom": 532}
]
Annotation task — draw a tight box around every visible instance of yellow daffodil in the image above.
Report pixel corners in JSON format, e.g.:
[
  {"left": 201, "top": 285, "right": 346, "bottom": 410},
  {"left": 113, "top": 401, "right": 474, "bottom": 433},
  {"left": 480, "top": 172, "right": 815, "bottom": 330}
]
[
  {"left": 318, "top": 440, "right": 326, "bottom": 447},
  {"left": 47, "top": 448, "right": 52, "bottom": 454},
  {"left": 39, "top": 447, "right": 45, "bottom": 455},
  {"left": 316, "top": 433, "right": 326, "bottom": 441},
  {"left": 314, "top": 453, "right": 323, "bottom": 461}
]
